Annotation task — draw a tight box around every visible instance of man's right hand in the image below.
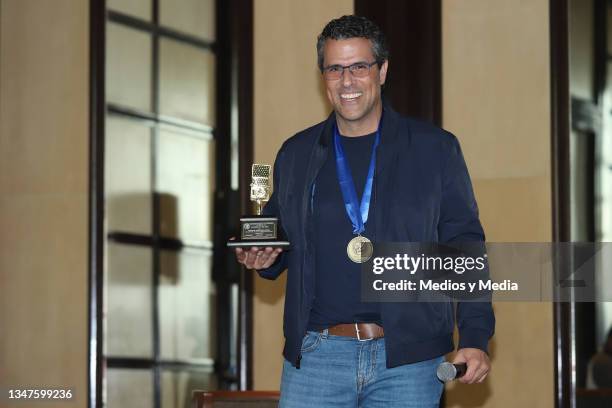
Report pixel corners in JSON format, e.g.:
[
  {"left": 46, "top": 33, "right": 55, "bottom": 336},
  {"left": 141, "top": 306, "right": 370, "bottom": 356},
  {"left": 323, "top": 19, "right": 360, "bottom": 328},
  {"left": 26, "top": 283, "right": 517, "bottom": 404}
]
[{"left": 235, "top": 246, "right": 283, "bottom": 270}]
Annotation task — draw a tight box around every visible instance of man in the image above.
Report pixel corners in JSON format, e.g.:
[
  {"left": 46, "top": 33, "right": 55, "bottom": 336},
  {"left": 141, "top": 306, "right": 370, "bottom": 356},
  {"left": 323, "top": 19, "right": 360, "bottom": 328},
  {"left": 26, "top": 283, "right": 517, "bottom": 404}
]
[{"left": 235, "top": 15, "right": 494, "bottom": 407}]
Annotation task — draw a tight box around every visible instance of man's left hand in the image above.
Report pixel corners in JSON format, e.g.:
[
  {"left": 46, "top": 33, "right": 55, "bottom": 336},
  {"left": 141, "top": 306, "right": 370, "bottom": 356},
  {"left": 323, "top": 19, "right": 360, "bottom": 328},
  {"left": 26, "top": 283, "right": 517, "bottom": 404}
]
[{"left": 452, "top": 348, "right": 490, "bottom": 384}]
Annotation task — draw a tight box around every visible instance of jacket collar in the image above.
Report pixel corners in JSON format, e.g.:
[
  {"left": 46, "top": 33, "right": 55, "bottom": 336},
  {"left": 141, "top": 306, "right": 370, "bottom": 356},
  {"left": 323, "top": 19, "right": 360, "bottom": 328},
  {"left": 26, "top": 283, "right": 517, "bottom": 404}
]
[
  {"left": 316, "top": 103, "right": 405, "bottom": 176},
  {"left": 302, "top": 103, "right": 407, "bottom": 244}
]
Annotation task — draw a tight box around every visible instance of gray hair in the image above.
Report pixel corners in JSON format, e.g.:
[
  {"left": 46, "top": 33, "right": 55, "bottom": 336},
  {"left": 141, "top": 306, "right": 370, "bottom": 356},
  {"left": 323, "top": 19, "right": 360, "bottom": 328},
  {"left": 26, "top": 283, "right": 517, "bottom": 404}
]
[{"left": 316, "top": 15, "right": 389, "bottom": 71}]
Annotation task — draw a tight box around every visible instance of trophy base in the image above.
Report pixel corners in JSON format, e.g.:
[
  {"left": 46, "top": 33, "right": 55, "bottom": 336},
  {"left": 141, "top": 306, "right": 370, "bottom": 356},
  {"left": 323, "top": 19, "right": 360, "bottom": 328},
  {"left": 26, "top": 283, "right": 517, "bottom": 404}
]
[
  {"left": 226, "top": 239, "right": 291, "bottom": 249},
  {"left": 227, "top": 215, "right": 290, "bottom": 249}
]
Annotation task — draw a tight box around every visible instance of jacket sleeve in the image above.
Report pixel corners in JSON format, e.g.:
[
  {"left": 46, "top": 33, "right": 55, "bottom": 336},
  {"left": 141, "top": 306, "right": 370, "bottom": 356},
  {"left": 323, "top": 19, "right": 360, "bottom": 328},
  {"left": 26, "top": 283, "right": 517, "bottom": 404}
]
[
  {"left": 438, "top": 134, "right": 495, "bottom": 353},
  {"left": 255, "top": 144, "right": 289, "bottom": 280}
]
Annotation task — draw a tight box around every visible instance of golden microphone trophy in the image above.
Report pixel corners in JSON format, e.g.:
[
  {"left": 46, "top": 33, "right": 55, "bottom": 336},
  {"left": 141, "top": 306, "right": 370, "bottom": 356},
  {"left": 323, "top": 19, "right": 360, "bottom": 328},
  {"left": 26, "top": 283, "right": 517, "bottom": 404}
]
[{"left": 227, "top": 164, "right": 290, "bottom": 248}]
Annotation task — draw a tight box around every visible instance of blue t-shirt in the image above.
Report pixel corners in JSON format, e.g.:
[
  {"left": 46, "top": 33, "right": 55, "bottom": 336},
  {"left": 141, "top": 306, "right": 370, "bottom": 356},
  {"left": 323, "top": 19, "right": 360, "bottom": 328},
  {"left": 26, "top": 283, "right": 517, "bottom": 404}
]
[{"left": 307, "top": 131, "right": 381, "bottom": 331}]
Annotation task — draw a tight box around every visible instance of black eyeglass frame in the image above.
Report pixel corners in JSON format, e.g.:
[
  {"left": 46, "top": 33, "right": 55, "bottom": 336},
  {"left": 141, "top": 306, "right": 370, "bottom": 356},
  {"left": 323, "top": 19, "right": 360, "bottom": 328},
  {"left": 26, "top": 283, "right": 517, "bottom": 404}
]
[{"left": 321, "top": 60, "right": 381, "bottom": 80}]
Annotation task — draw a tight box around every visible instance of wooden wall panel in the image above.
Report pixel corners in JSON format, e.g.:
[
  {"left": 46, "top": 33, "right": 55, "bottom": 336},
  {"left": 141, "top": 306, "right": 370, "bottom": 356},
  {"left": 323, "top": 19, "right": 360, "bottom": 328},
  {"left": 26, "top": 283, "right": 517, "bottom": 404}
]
[
  {"left": 0, "top": 1, "right": 90, "bottom": 407},
  {"left": 443, "top": 1, "right": 554, "bottom": 407}
]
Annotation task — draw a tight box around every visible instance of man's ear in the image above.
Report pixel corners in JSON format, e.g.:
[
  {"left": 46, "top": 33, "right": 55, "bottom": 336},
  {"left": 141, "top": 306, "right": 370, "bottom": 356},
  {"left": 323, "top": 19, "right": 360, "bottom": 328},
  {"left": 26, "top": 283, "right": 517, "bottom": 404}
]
[{"left": 379, "top": 60, "right": 388, "bottom": 85}]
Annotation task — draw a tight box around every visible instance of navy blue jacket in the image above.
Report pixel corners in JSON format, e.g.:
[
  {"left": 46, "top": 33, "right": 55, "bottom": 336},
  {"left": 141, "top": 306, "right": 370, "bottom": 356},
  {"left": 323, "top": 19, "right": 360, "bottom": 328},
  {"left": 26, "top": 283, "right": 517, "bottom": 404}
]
[{"left": 258, "top": 106, "right": 495, "bottom": 369}]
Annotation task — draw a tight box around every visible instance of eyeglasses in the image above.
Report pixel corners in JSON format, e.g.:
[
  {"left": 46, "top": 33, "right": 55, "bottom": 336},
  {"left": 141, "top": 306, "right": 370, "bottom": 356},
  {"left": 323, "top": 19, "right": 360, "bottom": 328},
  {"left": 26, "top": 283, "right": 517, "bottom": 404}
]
[{"left": 322, "top": 61, "right": 379, "bottom": 80}]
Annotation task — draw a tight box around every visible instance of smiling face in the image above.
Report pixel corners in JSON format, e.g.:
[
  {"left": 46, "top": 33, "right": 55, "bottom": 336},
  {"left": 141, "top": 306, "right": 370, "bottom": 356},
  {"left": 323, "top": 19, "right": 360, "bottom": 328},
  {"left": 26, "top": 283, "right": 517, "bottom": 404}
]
[{"left": 322, "top": 38, "right": 388, "bottom": 136}]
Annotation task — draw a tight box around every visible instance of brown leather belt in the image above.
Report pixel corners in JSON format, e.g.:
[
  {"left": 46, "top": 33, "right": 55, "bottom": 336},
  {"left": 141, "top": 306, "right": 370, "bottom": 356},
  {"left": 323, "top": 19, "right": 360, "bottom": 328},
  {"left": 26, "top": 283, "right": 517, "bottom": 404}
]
[{"left": 323, "top": 323, "right": 384, "bottom": 341}]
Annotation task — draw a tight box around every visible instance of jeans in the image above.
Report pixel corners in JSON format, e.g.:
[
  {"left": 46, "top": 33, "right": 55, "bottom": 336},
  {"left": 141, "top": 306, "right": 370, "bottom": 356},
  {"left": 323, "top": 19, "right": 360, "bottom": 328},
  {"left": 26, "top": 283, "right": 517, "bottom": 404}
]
[{"left": 280, "top": 330, "right": 444, "bottom": 408}]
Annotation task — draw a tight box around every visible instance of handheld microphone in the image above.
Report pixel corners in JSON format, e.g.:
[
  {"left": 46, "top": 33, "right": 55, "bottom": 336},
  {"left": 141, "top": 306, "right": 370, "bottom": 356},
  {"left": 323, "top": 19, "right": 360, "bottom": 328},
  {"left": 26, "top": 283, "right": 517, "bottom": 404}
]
[{"left": 436, "top": 362, "right": 467, "bottom": 382}]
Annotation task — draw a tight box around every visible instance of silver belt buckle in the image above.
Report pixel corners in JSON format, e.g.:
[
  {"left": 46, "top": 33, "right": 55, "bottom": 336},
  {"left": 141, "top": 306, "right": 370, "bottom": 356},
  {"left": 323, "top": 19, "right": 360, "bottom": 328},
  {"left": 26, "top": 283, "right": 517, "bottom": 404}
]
[{"left": 355, "top": 323, "right": 369, "bottom": 342}]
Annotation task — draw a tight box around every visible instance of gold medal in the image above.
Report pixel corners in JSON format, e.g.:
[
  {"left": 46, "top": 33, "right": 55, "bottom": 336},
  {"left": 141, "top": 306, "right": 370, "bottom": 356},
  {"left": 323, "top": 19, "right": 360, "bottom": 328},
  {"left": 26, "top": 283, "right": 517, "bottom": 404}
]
[{"left": 347, "top": 235, "right": 373, "bottom": 263}]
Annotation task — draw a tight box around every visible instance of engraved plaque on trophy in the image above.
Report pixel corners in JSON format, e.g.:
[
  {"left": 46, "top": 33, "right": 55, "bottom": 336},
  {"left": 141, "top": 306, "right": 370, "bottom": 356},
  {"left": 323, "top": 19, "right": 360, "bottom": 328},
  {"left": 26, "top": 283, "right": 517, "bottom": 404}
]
[{"left": 227, "top": 164, "right": 290, "bottom": 248}]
